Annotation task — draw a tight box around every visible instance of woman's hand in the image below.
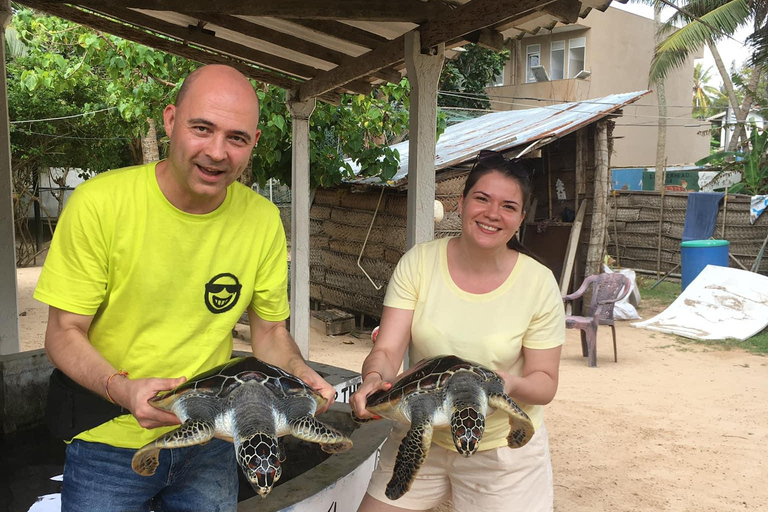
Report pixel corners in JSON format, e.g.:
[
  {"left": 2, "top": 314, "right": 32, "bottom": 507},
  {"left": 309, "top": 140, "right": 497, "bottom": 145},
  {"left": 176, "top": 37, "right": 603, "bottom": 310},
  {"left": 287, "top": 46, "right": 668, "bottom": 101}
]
[
  {"left": 495, "top": 369, "right": 520, "bottom": 397},
  {"left": 350, "top": 372, "right": 392, "bottom": 420}
]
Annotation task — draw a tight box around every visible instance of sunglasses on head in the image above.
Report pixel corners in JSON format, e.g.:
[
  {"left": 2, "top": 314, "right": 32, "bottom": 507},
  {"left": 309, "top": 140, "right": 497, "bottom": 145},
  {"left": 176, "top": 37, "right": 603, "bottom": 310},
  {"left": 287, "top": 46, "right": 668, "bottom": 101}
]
[{"left": 471, "top": 150, "right": 533, "bottom": 182}]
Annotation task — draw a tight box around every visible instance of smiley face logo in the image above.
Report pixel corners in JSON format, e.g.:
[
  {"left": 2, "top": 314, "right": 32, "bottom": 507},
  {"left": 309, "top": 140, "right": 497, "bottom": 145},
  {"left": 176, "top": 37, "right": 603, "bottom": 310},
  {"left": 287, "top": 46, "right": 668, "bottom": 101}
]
[{"left": 204, "top": 273, "right": 242, "bottom": 314}]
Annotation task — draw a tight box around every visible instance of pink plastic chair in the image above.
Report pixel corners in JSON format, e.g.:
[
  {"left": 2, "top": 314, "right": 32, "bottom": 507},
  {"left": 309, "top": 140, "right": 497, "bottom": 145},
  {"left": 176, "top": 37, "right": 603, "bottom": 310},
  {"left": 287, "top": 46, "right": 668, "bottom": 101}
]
[{"left": 563, "top": 273, "right": 632, "bottom": 367}]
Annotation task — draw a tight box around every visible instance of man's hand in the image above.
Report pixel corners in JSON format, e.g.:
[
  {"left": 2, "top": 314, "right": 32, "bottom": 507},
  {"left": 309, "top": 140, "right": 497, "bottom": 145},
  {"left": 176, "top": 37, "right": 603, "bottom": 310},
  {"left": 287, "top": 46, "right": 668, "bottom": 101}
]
[
  {"left": 293, "top": 365, "right": 336, "bottom": 414},
  {"left": 111, "top": 375, "right": 187, "bottom": 429}
]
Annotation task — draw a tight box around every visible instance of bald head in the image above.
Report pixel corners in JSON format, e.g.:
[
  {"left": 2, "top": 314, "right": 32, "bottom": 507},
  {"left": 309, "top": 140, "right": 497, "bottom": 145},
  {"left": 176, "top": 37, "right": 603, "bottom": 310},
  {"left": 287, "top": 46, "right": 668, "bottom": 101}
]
[{"left": 175, "top": 65, "right": 259, "bottom": 118}]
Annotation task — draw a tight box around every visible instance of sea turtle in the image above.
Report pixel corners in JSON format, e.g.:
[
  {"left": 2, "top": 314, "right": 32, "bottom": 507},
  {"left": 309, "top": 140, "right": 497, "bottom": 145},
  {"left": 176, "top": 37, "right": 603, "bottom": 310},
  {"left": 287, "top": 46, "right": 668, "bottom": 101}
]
[
  {"left": 131, "top": 356, "right": 353, "bottom": 498},
  {"left": 363, "top": 354, "right": 534, "bottom": 500}
]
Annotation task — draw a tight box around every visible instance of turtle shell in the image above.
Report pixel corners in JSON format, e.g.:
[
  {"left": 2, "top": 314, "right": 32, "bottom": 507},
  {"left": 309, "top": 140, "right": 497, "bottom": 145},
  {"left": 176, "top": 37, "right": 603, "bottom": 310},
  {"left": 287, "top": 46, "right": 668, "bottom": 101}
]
[
  {"left": 151, "top": 356, "right": 323, "bottom": 406},
  {"left": 366, "top": 355, "right": 498, "bottom": 410}
]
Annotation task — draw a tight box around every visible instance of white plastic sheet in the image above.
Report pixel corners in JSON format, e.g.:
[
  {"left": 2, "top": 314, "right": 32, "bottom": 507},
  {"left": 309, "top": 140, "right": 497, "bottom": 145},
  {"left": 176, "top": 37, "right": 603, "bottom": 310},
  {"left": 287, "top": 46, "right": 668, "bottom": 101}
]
[
  {"left": 632, "top": 265, "right": 768, "bottom": 340},
  {"left": 602, "top": 265, "right": 641, "bottom": 320}
]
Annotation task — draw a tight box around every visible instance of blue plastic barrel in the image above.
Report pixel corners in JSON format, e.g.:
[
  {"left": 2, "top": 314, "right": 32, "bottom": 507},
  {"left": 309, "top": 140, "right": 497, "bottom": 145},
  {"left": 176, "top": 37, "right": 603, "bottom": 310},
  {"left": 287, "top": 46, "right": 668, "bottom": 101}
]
[{"left": 680, "top": 240, "right": 729, "bottom": 290}]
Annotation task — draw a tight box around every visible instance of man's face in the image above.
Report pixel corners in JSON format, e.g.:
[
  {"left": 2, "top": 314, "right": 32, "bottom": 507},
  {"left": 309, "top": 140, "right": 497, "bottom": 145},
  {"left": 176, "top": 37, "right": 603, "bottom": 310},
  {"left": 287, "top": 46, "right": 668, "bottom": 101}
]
[{"left": 161, "top": 70, "right": 261, "bottom": 213}]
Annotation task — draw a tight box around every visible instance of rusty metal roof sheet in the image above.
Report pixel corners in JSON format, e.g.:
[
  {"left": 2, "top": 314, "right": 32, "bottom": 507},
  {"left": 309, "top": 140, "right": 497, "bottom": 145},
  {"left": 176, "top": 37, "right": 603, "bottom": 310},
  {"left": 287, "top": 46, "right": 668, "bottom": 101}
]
[{"left": 347, "top": 89, "right": 650, "bottom": 186}]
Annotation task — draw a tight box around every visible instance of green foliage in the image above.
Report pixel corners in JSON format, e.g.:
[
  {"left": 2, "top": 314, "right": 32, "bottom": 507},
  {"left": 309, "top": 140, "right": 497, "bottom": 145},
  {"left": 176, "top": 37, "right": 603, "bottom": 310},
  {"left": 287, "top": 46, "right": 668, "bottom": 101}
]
[
  {"left": 438, "top": 44, "right": 509, "bottom": 110},
  {"left": 649, "top": 0, "right": 751, "bottom": 84},
  {"left": 696, "top": 126, "right": 768, "bottom": 194},
  {"left": 692, "top": 62, "right": 722, "bottom": 118},
  {"left": 251, "top": 78, "right": 420, "bottom": 189}
]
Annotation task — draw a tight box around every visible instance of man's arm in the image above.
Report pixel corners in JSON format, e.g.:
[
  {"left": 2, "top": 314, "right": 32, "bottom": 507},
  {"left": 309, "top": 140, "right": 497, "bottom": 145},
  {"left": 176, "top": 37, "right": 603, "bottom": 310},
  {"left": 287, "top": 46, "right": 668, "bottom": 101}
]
[
  {"left": 247, "top": 307, "right": 335, "bottom": 412},
  {"left": 44, "top": 306, "right": 186, "bottom": 429}
]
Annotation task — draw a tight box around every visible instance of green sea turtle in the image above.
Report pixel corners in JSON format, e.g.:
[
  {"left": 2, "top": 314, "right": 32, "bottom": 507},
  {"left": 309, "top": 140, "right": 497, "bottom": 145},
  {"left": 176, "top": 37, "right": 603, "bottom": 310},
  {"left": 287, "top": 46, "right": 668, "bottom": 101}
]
[
  {"left": 363, "top": 355, "right": 534, "bottom": 500},
  {"left": 131, "top": 356, "right": 352, "bottom": 498}
]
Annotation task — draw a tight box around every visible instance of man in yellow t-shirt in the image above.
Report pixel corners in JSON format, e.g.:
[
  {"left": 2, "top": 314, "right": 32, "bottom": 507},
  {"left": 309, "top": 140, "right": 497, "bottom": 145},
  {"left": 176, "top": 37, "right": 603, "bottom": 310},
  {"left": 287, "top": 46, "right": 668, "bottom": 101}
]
[{"left": 34, "top": 64, "right": 334, "bottom": 512}]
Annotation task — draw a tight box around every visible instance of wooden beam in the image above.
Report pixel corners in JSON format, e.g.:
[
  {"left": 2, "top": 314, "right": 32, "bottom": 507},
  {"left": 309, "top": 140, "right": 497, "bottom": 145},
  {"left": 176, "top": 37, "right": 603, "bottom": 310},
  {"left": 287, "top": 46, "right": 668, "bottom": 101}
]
[
  {"left": 18, "top": 0, "right": 343, "bottom": 102},
  {"left": 40, "top": 0, "right": 450, "bottom": 21},
  {"left": 297, "top": 37, "right": 406, "bottom": 101},
  {"left": 542, "top": 0, "right": 583, "bottom": 23},
  {"left": 197, "top": 14, "right": 403, "bottom": 84},
  {"left": 297, "top": 0, "right": 557, "bottom": 100},
  {"left": 419, "top": 0, "right": 558, "bottom": 50},
  {"left": 463, "top": 28, "right": 505, "bottom": 51},
  {"left": 288, "top": 19, "right": 389, "bottom": 49},
  {"left": 104, "top": 6, "right": 375, "bottom": 94}
]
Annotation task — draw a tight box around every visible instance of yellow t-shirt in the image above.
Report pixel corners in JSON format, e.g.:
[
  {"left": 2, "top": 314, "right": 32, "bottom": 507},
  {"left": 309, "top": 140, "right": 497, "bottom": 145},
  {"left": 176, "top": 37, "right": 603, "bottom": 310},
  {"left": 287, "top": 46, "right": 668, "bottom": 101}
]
[
  {"left": 383, "top": 237, "right": 565, "bottom": 452},
  {"left": 34, "top": 162, "right": 289, "bottom": 448}
]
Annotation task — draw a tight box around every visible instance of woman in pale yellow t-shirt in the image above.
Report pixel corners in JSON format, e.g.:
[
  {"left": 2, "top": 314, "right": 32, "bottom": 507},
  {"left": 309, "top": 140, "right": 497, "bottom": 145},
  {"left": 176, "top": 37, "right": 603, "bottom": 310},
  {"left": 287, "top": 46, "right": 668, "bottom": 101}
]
[{"left": 350, "top": 150, "right": 566, "bottom": 512}]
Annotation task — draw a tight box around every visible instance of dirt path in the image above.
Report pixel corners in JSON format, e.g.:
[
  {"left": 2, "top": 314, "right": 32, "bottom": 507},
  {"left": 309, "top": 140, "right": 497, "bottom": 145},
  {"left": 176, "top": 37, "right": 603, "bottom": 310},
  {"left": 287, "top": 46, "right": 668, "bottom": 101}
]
[{"left": 16, "top": 267, "right": 768, "bottom": 511}]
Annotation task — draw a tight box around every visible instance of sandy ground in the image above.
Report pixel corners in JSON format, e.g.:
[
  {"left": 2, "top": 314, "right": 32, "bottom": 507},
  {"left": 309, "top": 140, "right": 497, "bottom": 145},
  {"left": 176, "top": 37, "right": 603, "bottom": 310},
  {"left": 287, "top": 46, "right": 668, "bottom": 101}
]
[{"left": 15, "top": 266, "right": 768, "bottom": 511}]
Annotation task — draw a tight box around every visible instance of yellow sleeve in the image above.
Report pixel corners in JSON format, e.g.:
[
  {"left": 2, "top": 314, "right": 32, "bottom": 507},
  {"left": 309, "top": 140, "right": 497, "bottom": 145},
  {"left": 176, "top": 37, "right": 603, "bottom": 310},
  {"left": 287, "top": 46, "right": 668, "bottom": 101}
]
[
  {"left": 250, "top": 206, "right": 290, "bottom": 322},
  {"left": 383, "top": 243, "right": 422, "bottom": 310},
  {"left": 33, "top": 185, "right": 110, "bottom": 316},
  {"left": 522, "top": 268, "right": 566, "bottom": 349}
]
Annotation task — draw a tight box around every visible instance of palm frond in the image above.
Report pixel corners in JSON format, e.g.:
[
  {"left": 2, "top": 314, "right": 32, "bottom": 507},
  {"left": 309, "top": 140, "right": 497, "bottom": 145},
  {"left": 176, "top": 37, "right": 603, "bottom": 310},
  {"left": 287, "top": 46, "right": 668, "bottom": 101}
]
[
  {"left": 650, "top": 46, "right": 692, "bottom": 84},
  {"left": 658, "top": 0, "right": 750, "bottom": 53}
]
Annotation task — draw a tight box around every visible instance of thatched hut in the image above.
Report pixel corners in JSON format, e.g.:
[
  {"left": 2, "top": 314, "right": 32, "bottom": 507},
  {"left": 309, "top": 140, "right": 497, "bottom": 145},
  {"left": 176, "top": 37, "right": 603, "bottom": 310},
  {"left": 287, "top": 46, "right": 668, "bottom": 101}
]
[{"left": 305, "top": 91, "right": 650, "bottom": 318}]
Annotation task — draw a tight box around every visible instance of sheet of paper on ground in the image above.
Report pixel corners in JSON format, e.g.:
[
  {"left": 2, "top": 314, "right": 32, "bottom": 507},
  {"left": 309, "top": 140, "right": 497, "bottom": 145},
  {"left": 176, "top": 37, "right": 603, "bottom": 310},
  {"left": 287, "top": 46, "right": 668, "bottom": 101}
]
[{"left": 632, "top": 264, "right": 768, "bottom": 340}]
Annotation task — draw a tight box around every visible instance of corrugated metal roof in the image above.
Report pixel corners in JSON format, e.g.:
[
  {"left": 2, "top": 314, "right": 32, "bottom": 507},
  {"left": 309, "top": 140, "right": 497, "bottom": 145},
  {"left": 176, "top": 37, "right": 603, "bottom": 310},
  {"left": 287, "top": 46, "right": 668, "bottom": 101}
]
[{"left": 347, "top": 89, "right": 651, "bottom": 186}]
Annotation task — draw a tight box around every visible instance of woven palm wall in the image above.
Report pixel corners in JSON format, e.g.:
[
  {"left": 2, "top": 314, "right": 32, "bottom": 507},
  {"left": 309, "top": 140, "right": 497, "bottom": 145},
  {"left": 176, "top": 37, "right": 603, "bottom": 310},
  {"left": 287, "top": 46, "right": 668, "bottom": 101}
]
[{"left": 607, "top": 191, "right": 768, "bottom": 276}]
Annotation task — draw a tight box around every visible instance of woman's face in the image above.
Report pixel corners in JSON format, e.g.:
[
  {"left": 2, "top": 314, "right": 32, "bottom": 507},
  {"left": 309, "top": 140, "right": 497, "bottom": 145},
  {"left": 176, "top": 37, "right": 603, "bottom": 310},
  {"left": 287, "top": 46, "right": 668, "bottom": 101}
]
[{"left": 458, "top": 170, "right": 526, "bottom": 251}]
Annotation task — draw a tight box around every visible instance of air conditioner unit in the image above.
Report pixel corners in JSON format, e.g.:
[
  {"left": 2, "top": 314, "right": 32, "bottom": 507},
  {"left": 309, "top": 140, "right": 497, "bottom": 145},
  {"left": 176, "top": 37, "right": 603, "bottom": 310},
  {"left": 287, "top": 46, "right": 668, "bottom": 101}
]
[
  {"left": 530, "top": 65, "right": 550, "bottom": 82},
  {"left": 574, "top": 70, "right": 592, "bottom": 80}
]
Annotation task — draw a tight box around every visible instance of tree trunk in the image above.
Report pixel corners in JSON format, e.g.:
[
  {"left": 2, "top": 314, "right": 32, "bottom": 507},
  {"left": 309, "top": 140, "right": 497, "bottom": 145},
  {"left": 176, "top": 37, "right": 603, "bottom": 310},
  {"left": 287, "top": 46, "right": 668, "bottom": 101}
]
[
  {"left": 141, "top": 117, "right": 160, "bottom": 164},
  {"left": 654, "top": 5, "right": 667, "bottom": 190},
  {"left": 735, "top": 67, "right": 762, "bottom": 148},
  {"left": 707, "top": 40, "right": 749, "bottom": 152},
  {"left": 238, "top": 158, "right": 254, "bottom": 188}
]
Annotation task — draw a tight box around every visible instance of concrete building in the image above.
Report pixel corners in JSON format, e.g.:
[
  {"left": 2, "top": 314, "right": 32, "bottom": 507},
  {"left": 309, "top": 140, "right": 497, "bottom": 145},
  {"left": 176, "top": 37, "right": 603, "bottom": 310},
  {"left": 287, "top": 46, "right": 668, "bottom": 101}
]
[{"left": 486, "top": 6, "right": 709, "bottom": 167}]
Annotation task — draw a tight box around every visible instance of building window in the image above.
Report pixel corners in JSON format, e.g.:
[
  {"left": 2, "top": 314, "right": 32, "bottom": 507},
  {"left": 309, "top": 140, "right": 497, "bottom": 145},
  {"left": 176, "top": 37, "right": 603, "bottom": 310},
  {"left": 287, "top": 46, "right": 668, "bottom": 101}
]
[
  {"left": 526, "top": 44, "right": 541, "bottom": 83},
  {"left": 550, "top": 41, "right": 565, "bottom": 80},
  {"left": 568, "top": 37, "right": 586, "bottom": 78}
]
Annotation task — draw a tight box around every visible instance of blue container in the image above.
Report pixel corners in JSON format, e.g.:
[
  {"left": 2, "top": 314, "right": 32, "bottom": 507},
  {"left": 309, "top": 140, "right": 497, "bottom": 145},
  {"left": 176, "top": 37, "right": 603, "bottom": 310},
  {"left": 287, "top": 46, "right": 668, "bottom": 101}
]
[{"left": 680, "top": 240, "right": 729, "bottom": 290}]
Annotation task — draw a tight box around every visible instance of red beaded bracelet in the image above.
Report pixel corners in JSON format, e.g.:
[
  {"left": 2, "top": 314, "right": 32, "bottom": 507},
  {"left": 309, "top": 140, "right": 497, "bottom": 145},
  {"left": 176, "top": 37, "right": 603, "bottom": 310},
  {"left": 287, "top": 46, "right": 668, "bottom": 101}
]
[{"left": 105, "top": 369, "right": 129, "bottom": 404}]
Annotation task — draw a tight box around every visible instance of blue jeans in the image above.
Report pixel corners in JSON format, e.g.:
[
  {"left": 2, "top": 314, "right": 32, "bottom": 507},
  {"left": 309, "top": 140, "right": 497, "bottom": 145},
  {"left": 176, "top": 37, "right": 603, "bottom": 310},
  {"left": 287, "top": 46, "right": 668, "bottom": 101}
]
[{"left": 62, "top": 438, "right": 238, "bottom": 512}]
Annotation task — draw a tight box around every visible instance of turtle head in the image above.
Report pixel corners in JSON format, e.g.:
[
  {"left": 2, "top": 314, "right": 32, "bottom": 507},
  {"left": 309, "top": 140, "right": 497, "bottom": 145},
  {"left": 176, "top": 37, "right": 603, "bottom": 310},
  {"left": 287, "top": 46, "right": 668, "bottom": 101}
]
[
  {"left": 236, "top": 433, "right": 282, "bottom": 498},
  {"left": 450, "top": 407, "right": 485, "bottom": 457}
]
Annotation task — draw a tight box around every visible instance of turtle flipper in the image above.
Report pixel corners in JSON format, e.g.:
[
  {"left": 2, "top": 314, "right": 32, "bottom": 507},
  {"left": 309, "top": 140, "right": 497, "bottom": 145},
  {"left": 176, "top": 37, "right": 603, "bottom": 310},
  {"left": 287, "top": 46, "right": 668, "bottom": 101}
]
[
  {"left": 131, "top": 419, "right": 216, "bottom": 476},
  {"left": 290, "top": 416, "right": 353, "bottom": 453},
  {"left": 236, "top": 432, "right": 282, "bottom": 499},
  {"left": 488, "top": 393, "right": 535, "bottom": 448},
  {"left": 385, "top": 420, "right": 434, "bottom": 501},
  {"left": 450, "top": 405, "right": 485, "bottom": 456}
]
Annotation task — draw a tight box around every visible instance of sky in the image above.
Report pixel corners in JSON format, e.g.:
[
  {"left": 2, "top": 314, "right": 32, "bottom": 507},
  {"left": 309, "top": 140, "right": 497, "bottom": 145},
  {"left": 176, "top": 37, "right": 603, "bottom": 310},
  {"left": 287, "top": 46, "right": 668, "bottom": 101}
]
[{"left": 613, "top": 2, "right": 752, "bottom": 88}]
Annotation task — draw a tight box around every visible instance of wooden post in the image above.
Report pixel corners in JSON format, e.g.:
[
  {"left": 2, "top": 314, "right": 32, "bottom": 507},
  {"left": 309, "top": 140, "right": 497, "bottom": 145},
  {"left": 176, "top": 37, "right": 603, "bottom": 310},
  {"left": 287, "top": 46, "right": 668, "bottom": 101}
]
[
  {"left": 404, "top": 30, "right": 444, "bottom": 250},
  {"left": 575, "top": 128, "right": 587, "bottom": 215},
  {"left": 585, "top": 121, "right": 610, "bottom": 277},
  {"left": 656, "top": 160, "right": 668, "bottom": 279},
  {"left": 547, "top": 146, "right": 553, "bottom": 219},
  {"left": 286, "top": 91, "right": 316, "bottom": 359},
  {"left": 0, "top": 0, "right": 20, "bottom": 355}
]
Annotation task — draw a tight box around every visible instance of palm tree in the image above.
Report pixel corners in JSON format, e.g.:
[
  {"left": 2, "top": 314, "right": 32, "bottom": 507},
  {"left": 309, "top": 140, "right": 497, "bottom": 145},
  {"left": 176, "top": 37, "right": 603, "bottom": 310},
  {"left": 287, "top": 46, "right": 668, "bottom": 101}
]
[
  {"left": 692, "top": 62, "right": 721, "bottom": 117},
  {"left": 650, "top": 0, "right": 763, "bottom": 151}
]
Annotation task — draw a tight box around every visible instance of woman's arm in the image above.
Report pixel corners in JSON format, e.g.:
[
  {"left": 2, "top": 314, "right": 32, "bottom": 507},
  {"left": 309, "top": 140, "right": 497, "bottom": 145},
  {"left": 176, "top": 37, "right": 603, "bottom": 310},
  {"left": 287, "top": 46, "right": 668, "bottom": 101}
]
[
  {"left": 497, "top": 345, "right": 562, "bottom": 405},
  {"left": 349, "top": 306, "right": 413, "bottom": 419}
]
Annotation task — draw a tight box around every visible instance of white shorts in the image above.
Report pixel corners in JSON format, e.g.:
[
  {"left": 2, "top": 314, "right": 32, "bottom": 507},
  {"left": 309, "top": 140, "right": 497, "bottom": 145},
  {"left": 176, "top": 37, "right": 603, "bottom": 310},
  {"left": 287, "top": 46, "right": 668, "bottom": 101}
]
[{"left": 366, "top": 422, "right": 553, "bottom": 512}]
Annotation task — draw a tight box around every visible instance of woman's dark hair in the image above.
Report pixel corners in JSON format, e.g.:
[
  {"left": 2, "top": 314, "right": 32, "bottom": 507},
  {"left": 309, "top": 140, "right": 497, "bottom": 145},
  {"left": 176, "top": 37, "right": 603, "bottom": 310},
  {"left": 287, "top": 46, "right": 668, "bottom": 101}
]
[{"left": 462, "top": 150, "right": 543, "bottom": 262}]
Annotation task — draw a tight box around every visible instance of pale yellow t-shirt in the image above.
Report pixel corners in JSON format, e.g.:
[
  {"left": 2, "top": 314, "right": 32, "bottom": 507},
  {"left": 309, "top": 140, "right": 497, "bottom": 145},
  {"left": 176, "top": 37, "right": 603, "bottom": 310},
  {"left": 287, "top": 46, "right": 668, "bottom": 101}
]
[
  {"left": 383, "top": 237, "right": 565, "bottom": 451},
  {"left": 34, "top": 162, "right": 289, "bottom": 448}
]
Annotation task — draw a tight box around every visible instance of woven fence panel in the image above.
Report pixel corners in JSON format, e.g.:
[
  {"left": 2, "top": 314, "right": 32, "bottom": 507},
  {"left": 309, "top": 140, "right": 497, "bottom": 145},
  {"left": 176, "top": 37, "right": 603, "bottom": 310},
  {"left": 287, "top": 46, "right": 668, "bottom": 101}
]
[
  {"left": 435, "top": 212, "right": 462, "bottom": 232},
  {"left": 611, "top": 191, "right": 768, "bottom": 275},
  {"left": 324, "top": 270, "right": 388, "bottom": 298},
  {"left": 384, "top": 195, "right": 408, "bottom": 216},
  {"left": 320, "top": 249, "right": 396, "bottom": 281},
  {"left": 436, "top": 173, "right": 469, "bottom": 196},
  {"left": 437, "top": 196, "right": 460, "bottom": 214},
  {"left": 310, "top": 283, "right": 385, "bottom": 318},
  {"left": 310, "top": 265, "right": 326, "bottom": 284},
  {"left": 314, "top": 188, "right": 342, "bottom": 206},
  {"left": 310, "top": 205, "right": 332, "bottom": 220},
  {"left": 329, "top": 207, "right": 407, "bottom": 228},
  {"left": 323, "top": 220, "right": 407, "bottom": 249}
]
